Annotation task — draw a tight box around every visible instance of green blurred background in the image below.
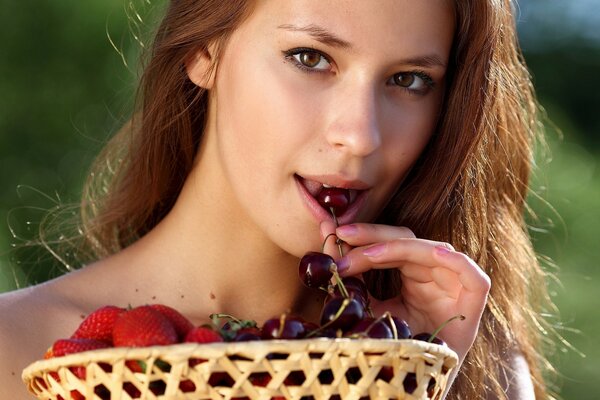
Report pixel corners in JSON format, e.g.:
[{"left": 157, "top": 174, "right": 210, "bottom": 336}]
[{"left": 1, "top": 1, "right": 598, "bottom": 398}]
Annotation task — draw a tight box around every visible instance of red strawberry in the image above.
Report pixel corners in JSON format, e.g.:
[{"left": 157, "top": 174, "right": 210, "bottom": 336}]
[
  {"left": 112, "top": 305, "right": 178, "bottom": 347},
  {"left": 52, "top": 338, "right": 111, "bottom": 357},
  {"left": 149, "top": 304, "right": 194, "bottom": 340},
  {"left": 71, "top": 305, "right": 126, "bottom": 343},
  {"left": 185, "top": 326, "right": 224, "bottom": 344}
]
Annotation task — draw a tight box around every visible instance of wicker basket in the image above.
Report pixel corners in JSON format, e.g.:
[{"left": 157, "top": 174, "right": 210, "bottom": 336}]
[{"left": 22, "top": 338, "right": 457, "bottom": 400}]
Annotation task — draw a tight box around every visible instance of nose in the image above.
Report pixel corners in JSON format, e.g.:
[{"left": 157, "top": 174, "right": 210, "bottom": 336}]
[{"left": 324, "top": 81, "right": 382, "bottom": 157}]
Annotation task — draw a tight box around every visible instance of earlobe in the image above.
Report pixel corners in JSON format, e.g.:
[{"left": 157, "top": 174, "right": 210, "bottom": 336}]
[{"left": 185, "top": 48, "right": 216, "bottom": 89}]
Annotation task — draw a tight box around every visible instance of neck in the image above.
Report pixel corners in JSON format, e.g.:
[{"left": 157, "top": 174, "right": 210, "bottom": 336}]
[{"left": 118, "top": 141, "right": 324, "bottom": 326}]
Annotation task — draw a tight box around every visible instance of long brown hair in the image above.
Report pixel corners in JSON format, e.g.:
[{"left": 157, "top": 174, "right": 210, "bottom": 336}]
[{"left": 77, "top": 0, "right": 556, "bottom": 398}]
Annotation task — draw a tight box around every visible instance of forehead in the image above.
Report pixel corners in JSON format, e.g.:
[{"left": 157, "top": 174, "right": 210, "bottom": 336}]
[{"left": 242, "top": 0, "right": 455, "bottom": 61}]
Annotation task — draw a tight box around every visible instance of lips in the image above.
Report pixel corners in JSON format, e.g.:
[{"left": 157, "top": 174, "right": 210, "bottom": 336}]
[
  {"left": 294, "top": 174, "right": 369, "bottom": 222},
  {"left": 299, "top": 177, "right": 360, "bottom": 205}
]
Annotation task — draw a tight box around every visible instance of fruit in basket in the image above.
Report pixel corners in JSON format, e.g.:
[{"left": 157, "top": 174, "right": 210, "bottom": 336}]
[
  {"left": 113, "top": 305, "right": 179, "bottom": 347},
  {"left": 149, "top": 303, "right": 194, "bottom": 340},
  {"left": 51, "top": 338, "right": 111, "bottom": 357},
  {"left": 71, "top": 305, "right": 125, "bottom": 343},
  {"left": 185, "top": 326, "right": 224, "bottom": 344},
  {"left": 262, "top": 315, "right": 307, "bottom": 339}
]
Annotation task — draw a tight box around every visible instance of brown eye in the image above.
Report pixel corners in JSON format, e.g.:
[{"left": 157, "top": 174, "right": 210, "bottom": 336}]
[
  {"left": 299, "top": 51, "right": 323, "bottom": 68},
  {"left": 393, "top": 73, "right": 416, "bottom": 88}
]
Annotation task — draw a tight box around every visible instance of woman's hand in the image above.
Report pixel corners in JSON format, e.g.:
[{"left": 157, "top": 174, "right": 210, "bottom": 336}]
[{"left": 320, "top": 221, "right": 491, "bottom": 364}]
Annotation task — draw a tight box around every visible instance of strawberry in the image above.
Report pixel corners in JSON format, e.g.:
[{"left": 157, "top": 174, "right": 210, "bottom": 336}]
[
  {"left": 149, "top": 304, "right": 194, "bottom": 340},
  {"left": 51, "top": 338, "right": 111, "bottom": 357},
  {"left": 71, "top": 305, "right": 125, "bottom": 343},
  {"left": 112, "top": 305, "right": 178, "bottom": 347},
  {"left": 185, "top": 326, "right": 224, "bottom": 344}
]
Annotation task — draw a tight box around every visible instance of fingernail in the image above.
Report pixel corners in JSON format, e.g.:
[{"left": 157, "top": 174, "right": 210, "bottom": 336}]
[
  {"left": 336, "top": 257, "right": 350, "bottom": 273},
  {"left": 363, "top": 243, "right": 386, "bottom": 258},
  {"left": 435, "top": 246, "right": 452, "bottom": 256},
  {"left": 336, "top": 224, "right": 358, "bottom": 237}
]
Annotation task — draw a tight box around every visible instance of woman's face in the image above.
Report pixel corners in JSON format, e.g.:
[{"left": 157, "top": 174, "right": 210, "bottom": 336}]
[{"left": 195, "top": 0, "right": 455, "bottom": 255}]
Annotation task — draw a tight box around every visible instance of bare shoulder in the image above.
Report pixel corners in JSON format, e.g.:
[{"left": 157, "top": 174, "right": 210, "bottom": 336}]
[
  {"left": 486, "top": 349, "right": 536, "bottom": 400},
  {"left": 0, "top": 278, "right": 87, "bottom": 399}
]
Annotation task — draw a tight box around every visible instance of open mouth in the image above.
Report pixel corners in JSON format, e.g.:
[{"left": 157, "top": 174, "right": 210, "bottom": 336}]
[{"left": 294, "top": 174, "right": 368, "bottom": 219}]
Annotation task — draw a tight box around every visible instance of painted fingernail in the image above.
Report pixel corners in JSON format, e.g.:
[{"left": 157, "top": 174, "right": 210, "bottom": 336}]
[
  {"left": 363, "top": 243, "right": 386, "bottom": 258},
  {"left": 336, "top": 257, "right": 350, "bottom": 273},
  {"left": 435, "top": 246, "right": 452, "bottom": 256},
  {"left": 336, "top": 224, "right": 358, "bottom": 237}
]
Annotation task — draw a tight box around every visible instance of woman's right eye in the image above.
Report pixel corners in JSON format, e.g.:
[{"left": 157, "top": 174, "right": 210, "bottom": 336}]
[{"left": 284, "top": 48, "right": 332, "bottom": 72}]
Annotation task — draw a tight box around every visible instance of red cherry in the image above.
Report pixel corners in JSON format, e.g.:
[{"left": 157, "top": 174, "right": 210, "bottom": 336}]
[
  {"left": 299, "top": 252, "right": 335, "bottom": 289},
  {"left": 316, "top": 187, "right": 350, "bottom": 216}
]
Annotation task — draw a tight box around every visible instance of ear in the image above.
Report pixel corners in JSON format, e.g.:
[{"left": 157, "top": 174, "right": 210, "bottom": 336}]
[{"left": 185, "top": 47, "right": 217, "bottom": 89}]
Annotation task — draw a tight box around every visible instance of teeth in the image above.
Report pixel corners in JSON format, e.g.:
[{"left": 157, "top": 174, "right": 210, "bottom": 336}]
[{"left": 322, "top": 184, "right": 334, "bottom": 188}]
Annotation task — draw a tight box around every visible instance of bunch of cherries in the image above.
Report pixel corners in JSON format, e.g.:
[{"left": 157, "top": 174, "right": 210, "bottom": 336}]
[{"left": 292, "top": 186, "right": 457, "bottom": 344}]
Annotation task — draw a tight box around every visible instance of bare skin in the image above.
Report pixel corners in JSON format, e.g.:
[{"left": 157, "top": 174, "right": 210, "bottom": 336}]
[{"left": 0, "top": 1, "right": 532, "bottom": 398}]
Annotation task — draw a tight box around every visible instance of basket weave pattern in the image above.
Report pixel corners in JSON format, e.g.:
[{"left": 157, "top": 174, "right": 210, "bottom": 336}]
[{"left": 23, "top": 338, "right": 457, "bottom": 400}]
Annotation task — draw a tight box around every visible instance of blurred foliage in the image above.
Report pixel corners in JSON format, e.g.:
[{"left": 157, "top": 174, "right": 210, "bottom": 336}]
[{"left": 1, "top": 1, "right": 599, "bottom": 398}]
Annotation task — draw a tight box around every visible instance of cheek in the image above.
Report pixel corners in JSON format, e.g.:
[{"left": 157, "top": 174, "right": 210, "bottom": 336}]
[{"left": 379, "top": 99, "right": 440, "bottom": 185}]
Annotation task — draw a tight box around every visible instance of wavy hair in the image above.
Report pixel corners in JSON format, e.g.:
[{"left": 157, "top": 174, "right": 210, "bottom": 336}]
[{"left": 75, "top": 1, "right": 556, "bottom": 398}]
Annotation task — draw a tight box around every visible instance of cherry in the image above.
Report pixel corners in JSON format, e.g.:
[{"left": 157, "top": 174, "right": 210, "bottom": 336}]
[
  {"left": 299, "top": 252, "right": 335, "bottom": 289},
  {"left": 348, "top": 317, "right": 393, "bottom": 339},
  {"left": 233, "top": 327, "right": 263, "bottom": 342},
  {"left": 316, "top": 187, "right": 350, "bottom": 216},
  {"left": 320, "top": 297, "right": 365, "bottom": 331},
  {"left": 384, "top": 316, "right": 412, "bottom": 339},
  {"left": 412, "top": 314, "right": 465, "bottom": 345},
  {"left": 330, "top": 277, "right": 370, "bottom": 309},
  {"left": 262, "top": 316, "right": 306, "bottom": 340}
]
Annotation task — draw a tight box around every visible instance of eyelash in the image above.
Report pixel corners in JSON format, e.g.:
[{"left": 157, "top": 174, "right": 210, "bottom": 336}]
[{"left": 282, "top": 47, "right": 436, "bottom": 95}]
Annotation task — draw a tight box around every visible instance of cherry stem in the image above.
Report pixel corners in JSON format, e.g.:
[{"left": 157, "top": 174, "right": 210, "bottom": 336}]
[
  {"left": 277, "top": 313, "right": 288, "bottom": 338},
  {"left": 383, "top": 312, "right": 398, "bottom": 340},
  {"left": 321, "top": 233, "right": 338, "bottom": 253},
  {"left": 428, "top": 314, "right": 466, "bottom": 343},
  {"left": 330, "top": 264, "right": 349, "bottom": 299},
  {"left": 329, "top": 207, "right": 344, "bottom": 257},
  {"left": 210, "top": 313, "right": 241, "bottom": 326}
]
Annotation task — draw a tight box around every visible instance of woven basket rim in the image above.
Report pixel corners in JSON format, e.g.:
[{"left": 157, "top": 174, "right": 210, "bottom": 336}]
[{"left": 22, "top": 337, "right": 457, "bottom": 382}]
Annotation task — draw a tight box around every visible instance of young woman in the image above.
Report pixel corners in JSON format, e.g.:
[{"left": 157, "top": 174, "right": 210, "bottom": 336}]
[{"left": 0, "top": 0, "right": 555, "bottom": 398}]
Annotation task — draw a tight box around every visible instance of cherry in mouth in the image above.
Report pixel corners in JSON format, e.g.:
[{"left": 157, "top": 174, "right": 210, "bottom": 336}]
[{"left": 316, "top": 187, "right": 351, "bottom": 217}]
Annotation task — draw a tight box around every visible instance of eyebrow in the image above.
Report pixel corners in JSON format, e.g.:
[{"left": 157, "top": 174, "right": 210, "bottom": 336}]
[
  {"left": 278, "top": 23, "right": 353, "bottom": 49},
  {"left": 278, "top": 23, "right": 447, "bottom": 69}
]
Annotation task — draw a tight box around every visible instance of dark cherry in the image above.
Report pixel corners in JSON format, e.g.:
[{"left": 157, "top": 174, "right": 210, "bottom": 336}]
[
  {"left": 384, "top": 316, "right": 412, "bottom": 339},
  {"left": 331, "top": 277, "right": 370, "bottom": 307},
  {"left": 348, "top": 318, "right": 393, "bottom": 339},
  {"left": 316, "top": 187, "right": 350, "bottom": 216},
  {"left": 320, "top": 297, "right": 365, "bottom": 331},
  {"left": 299, "top": 252, "right": 335, "bottom": 289},
  {"left": 262, "top": 317, "right": 306, "bottom": 340},
  {"left": 234, "top": 327, "right": 263, "bottom": 342},
  {"left": 412, "top": 332, "right": 445, "bottom": 346}
]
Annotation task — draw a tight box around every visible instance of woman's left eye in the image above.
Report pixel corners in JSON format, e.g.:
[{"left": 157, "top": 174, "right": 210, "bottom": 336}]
[
  {"left": 284, "top": 48, "right": 331, "bottom": 72},
  {"left": 388, "top": 72, "right": 435, "bottom": 94}
]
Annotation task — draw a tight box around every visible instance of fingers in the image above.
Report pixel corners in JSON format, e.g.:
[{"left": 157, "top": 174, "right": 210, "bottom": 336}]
[
  {"left": 337, "top": 238, "right": 490, "bottom": 295},
  {"left": 335, "top": 223, "right": 417, "bottom": 246}
]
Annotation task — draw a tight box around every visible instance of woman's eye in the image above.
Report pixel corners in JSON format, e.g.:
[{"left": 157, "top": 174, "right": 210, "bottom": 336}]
[
  {"left": 286, "top": 49, "right": 331, "bottom": 71},
  {"left": 390, "top": 72, "right": 434, "bottom": 94}
]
